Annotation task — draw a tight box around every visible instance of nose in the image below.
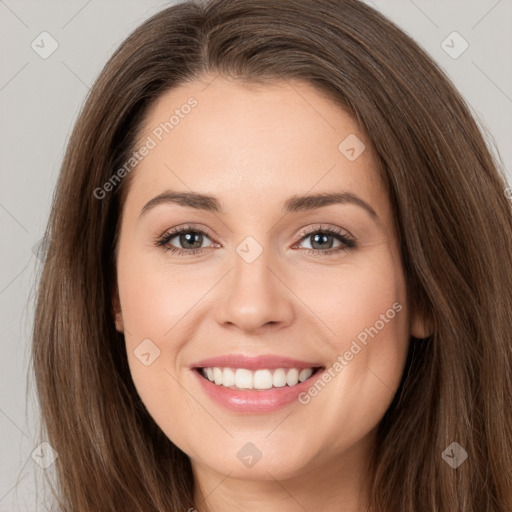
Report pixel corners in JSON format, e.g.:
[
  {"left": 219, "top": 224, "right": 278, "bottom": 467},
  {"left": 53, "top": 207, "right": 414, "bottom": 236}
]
[{"left": 214, "top": 244, "right": 295, "bottom": 334}]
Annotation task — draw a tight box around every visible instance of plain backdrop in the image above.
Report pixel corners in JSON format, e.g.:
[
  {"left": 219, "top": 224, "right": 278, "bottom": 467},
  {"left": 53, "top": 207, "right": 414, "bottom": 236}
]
[{"left": 1, "top": 0, "right": 511, "bottom": 509}]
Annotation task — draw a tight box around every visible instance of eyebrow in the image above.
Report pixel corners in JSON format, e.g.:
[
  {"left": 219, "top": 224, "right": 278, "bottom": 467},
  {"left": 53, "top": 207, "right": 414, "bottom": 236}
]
[{"left": 139, "top": 190, "right": 378, "bottom": 220}]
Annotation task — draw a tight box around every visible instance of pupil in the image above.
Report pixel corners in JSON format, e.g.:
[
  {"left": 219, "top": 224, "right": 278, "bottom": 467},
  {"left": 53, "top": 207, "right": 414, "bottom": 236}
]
[
  {"left": 311, "top": 233, "right": 332, "bottom": 250},
  {"left": 181, "top": 232, "right": 202, "bottom": 249}
]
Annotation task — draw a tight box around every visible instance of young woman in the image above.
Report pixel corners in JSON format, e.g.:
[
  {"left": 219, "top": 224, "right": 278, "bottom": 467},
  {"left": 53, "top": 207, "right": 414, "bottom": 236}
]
[{"left": 32, "top": 0, "right": 512, "bottom": 510}]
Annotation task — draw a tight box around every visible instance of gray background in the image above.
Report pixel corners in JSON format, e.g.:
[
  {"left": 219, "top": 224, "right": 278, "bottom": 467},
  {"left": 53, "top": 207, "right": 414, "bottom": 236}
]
[{"left": 1, "top": 0, "right": 511, "bottom": 510}]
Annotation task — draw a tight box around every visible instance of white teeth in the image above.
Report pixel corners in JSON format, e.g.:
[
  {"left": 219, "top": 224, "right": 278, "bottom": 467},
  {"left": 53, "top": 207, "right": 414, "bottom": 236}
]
[
  {"left": 213, "top": 367, "right": 223, "bottom": 385},
  {"left": 272, "top": 368, "right": 287, "bottom": 387},
  {"left": 299, "top": 368, "right": 313, "bottom": 383},
  {"left": 286, "top": 368, "right": 299, "bottom": 386},
  {"left": 223, "top": 368, "right": 236, "bottom": 387},
  {"left": 253, "top": 369, "right": 273, "bottom": 390},
  {"left": 201, "top": 367, "right": 317, "bottom": 390},
  {"left": 235, "top": 368, "right": 253, "bottom": 389}
]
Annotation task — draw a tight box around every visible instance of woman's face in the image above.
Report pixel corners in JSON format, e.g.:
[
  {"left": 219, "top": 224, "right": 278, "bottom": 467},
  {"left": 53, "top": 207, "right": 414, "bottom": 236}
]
[{"left": 114, "top": 76, "right": 427, "bottom": 485}]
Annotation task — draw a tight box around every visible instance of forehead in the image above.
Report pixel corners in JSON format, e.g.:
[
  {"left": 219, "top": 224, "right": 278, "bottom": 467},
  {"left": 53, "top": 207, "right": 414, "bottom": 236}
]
[{"left": 124, "top": 76, "right": 387, "bottom": 220}]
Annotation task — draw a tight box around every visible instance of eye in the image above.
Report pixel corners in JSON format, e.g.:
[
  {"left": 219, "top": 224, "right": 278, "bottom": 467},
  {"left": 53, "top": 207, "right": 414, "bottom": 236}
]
[
  {"left": 293, "top": 225, "right": 356, "bottom": 255},
  {"left": 155, "top": 225, "right": 216, "bottom": 256}
]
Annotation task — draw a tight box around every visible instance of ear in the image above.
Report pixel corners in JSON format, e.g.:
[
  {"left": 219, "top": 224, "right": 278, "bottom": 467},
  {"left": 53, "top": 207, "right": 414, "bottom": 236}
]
[
  {"left": 112, "top": 288, "right": 124, "bottom": 333},
  {"left": 410, "top": 307, "right": 432, "bottom": 339}
]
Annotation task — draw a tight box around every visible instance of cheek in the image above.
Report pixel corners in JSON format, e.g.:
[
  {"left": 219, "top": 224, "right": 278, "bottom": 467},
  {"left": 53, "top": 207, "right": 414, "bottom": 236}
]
[
  {"left": 303, "top": 248, "right": 408, "bottom": 412},
  {"left": 116, "top": 248, "right": 220, "bottom": 428},
  {"left": 294, "top": 251, "right": 410, "bottom": 442},
  {"left": 117, "top": 246, "right": 204, "bottom": 344},
  {"left": 295, "top": 251, "right": 407, "bottom": 352},
  {"left": 115, "top": 249, "right": 185, "bottom": 398}
]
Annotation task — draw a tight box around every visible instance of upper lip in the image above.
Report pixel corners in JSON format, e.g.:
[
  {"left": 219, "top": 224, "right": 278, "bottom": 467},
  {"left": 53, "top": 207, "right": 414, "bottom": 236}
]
[{"left": 191, "top": 354, "right": 324, "bottom": 371}]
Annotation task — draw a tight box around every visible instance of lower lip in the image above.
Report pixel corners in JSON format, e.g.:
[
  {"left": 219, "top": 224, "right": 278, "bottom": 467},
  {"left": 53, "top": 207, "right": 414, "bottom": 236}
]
[{"left": 193, "top": 369, "right": 324, "bottom": 413}]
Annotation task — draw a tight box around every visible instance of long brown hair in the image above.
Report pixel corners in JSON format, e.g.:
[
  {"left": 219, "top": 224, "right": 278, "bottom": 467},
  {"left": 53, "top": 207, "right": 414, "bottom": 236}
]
[{"left": 32, "top": 0, "right": 512, "bottom": 510}]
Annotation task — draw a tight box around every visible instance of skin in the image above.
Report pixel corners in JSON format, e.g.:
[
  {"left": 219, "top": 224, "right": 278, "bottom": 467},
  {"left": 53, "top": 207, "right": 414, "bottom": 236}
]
[{"left": 114, "top": 76, "right": 429, "bottom": 512}]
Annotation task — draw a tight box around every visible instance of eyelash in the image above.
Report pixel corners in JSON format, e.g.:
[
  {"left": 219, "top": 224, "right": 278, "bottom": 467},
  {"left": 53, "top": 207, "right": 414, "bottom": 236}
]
[{"left": 154, "top": 224, "right": 357, "bottom": 257}]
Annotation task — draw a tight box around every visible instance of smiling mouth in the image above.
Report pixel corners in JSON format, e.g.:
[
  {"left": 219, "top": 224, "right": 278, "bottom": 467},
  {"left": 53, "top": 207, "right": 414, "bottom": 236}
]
[{"left": 195, "top": 366, "right": 324, "bottom": 391}]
